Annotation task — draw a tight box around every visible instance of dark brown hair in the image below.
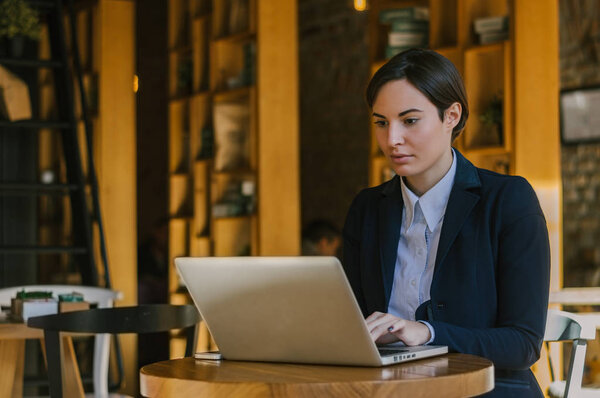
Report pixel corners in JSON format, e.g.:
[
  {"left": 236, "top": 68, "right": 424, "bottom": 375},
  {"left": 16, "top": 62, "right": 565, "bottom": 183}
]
[{"left": 366, "top": 48, "right": 469, "bottom": 141}]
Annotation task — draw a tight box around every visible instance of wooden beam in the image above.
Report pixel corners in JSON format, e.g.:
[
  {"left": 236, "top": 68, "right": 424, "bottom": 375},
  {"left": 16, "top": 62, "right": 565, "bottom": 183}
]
[
  {"left": 256, "top": 0, "right": 300, "bottom": 255},
  {"left": 96, "top": 0, "right": 137, "bottom": 395}
]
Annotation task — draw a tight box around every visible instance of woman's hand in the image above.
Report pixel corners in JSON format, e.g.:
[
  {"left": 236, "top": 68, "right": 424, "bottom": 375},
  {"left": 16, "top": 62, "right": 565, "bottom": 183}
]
[{"left": 366, "top": 312, "right": 431, "bottom": 346}]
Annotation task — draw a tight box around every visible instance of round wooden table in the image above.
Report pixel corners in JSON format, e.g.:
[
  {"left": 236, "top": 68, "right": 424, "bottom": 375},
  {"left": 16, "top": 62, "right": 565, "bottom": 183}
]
[{"left": 140, "top": 353, "right": 494, "bottom": 397}]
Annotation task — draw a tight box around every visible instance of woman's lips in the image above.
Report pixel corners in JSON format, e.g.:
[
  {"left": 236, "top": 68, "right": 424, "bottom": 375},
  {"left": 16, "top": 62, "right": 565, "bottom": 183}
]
[{"left": 390, "top": 154, "right": 413, "bottom": 164}]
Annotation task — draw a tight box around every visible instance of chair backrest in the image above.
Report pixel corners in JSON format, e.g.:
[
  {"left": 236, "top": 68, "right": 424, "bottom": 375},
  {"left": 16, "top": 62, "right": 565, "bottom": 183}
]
[
  {"left": 27, "top": 304, "right": 200, "bottom": 398},
  {"left": 28, "top": 304, "right": 200, "bottom": 333},
  {"left": 544, "top": 309, "right": 600, "bottom": 398}
]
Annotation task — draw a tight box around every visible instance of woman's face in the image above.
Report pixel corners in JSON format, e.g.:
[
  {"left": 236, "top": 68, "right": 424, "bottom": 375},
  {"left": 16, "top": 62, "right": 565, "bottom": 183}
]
[{"left": 372, "top": 79, "right": 460, "bottom": 195}]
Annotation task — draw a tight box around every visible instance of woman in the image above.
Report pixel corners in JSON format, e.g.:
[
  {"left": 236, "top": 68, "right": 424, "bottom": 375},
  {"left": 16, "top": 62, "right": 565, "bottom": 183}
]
[{"left": 342, "top": 48, "right": 550, "bottom": 397}]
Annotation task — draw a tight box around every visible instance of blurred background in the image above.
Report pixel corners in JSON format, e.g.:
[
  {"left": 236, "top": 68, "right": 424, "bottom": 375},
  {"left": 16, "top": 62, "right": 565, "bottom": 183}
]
[{"left": 0, "top": 0, "right": 599, "bottom": 395}]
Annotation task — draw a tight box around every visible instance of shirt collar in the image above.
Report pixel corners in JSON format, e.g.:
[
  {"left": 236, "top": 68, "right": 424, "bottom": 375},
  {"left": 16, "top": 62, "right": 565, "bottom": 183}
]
[{"left": 400, "top": 149, "right": 457, "bottom": 231}]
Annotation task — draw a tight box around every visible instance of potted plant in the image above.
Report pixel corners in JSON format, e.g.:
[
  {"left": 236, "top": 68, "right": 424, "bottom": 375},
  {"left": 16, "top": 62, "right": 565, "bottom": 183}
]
[
  {"left": 479, "top": 92, "right": 503, "bottom": 147},
  {"left": 0, "top": 0, "right": 41, "bottom": 57}
]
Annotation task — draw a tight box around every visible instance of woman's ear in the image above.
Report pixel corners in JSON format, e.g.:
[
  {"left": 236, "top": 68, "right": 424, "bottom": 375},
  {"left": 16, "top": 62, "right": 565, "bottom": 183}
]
[{"left": 445, "top": 102, "right": 462, "bottom": 129}]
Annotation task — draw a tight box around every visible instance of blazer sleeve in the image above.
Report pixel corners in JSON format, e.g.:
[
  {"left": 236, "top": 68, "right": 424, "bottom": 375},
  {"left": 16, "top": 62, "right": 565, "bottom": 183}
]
[
  {"left": 342, "top": 192, "right": 368, "bottom": 316},
  {"left": 428, "top": 178, "right": 551, "bottom": 370}
]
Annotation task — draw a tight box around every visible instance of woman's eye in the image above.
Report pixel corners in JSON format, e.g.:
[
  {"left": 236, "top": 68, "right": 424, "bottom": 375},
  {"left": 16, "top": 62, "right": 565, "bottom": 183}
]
[
  {"left": 404, "top": 118, "right": 418, "bottom": 125},
  {"left": 374, "top": 120, "right": 388, "bottom": 127}
]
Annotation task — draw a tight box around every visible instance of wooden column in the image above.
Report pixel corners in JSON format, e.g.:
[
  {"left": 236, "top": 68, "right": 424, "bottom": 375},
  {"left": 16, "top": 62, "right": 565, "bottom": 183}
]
[
  {"left": 512, "top": 0, "right": 561, "bottom": 392},
  {"left": 257, "top": 0, "right": 301, "bottom": 255},
  {"left": 512, "top": 0, "right": 561, "bottom": 291},
  {"left": 95, "top": 0, "right": 137, "bottom": 395}
]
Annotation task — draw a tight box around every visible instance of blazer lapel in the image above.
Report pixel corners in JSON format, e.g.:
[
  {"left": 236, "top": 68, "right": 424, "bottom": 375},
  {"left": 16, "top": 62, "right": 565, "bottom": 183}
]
[
  {"left": 433, "top": 151, "right": 481, "bottom": 281},
  {"left": 379, "top": 176, "right": 404, "bottom": 307}
]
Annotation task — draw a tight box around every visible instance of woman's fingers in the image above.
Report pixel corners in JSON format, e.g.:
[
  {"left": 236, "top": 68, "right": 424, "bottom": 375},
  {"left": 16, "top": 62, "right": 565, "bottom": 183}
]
[
  {"left": 390, "top": 321, "right": 431, "bottom": 346},
  {"left": 365, "top": 312, "right": 431, "bottom": 346},
  {"left": 366, "top": 312, "right": 395, "bottom": 333},
  {"left": 365, "top": 311, "right": 385, "bottom": 323},
  {"left": 366, "top": 312, "right": 401, "bottom": 342}
]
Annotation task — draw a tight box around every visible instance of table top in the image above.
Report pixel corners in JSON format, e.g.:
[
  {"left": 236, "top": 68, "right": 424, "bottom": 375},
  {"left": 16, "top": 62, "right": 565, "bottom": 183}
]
[
  {"left": 0, "top": 316, "right": 43, "bottom": 340},
  {"left": 140, "top": 353, "right": 494, "bottom": 397}
]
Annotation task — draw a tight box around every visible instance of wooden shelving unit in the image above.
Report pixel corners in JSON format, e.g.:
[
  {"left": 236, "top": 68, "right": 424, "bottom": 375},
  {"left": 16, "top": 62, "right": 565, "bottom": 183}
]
[{"left": 167, "top": 0, "right": 300, "bottom": 356}]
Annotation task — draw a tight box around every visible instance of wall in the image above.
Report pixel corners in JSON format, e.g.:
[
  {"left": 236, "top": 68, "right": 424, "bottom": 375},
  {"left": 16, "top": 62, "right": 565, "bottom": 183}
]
[
  {"left": 298, "top": 0, "right": 370, "bottom": 234},
  {"left": 559, "top": 0, "right": 600, "bottom": 287}
]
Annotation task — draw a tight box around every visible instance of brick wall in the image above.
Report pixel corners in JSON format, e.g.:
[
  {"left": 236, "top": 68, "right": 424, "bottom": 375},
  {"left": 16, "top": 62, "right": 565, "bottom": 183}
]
[
  {"left": 559, "top": 0, "right": 600, "bottom": 286},
  {"left": 298, "top": 0, "right": 370, "bottom": 234}
]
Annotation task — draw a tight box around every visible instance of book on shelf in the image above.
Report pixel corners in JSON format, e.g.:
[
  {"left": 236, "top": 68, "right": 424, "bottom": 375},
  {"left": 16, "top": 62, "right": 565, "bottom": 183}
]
[
  {"left": 390, "top": 19, "right": 428, "bottom": 32},
  {"left": 478, "top": 31, "right": 509, "bottom": 45},
  {"left": 379, "top": 6, "right": 430, "bottom": 60},
  {"left": 379, "top": 6, "right": 429, "bottom": 24},
  {"left": 474, "top": 15, "right": 508, "bottom": 34},
  {"left": 388, "top": 31, "right": 428, "bottom": 47}
]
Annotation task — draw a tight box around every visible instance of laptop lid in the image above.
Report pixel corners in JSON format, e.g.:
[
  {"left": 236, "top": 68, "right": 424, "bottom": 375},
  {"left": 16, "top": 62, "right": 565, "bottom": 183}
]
[{"left": 175, "top": 256, "right": 445, "bottom": 366}]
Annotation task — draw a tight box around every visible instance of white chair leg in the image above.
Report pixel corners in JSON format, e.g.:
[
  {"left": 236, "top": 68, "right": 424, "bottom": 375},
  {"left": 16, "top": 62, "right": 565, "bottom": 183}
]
[
  {"left": 564, "top": 339, "right": 587, "bottom": 398},
  {"left": 93, "top": 333, "right": 111, "bottom": 398}
]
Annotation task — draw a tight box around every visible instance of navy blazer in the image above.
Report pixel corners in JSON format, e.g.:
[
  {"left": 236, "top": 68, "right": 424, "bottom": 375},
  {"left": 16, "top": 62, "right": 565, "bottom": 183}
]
[{"left": 342, "top": 150, "right": 550, "bottom": 397}]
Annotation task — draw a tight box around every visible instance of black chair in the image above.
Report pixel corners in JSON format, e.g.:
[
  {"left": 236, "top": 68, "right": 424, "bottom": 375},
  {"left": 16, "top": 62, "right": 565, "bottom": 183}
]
[{"left": 28, "top": 304, "right": 201, "bottom": 398}]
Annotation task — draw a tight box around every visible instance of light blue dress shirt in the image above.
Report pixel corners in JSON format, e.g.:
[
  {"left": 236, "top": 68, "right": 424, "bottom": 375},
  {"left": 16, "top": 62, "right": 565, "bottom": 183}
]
[{"left": 387, "top": 150, "right": 457, "bottom": 343}]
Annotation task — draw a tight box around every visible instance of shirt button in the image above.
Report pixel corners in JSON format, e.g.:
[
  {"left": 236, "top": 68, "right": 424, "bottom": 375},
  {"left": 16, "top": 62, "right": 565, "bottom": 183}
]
[
  {"left": 411, "top": 280, "right": 416, "bottom": 287},
  {"left": 417, "top": 248, "right": 424, "bottom": 256}
]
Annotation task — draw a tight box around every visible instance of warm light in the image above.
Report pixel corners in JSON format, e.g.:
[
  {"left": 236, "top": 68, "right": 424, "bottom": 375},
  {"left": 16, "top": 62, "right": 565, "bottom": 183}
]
[
  {"left": 133, "top": 74, "right": 139, "bottom": 93},
  {"left": 354, "top": 0, "right": 367, "bottom": 11}
]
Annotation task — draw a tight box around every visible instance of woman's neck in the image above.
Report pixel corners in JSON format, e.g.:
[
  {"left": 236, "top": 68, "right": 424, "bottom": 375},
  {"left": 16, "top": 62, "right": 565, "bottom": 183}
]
[{"left": 404, "top": 149, "right": 454, "bottom": 196}]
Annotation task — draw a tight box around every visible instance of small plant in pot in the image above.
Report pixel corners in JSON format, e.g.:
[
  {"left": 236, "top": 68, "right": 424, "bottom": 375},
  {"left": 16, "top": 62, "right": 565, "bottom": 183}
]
[
  {"left": 479, "top": 92, "right": 503, "bottom": 147},
  {"left": 0, "top": 0, "right": 41, "bottom": 58}
]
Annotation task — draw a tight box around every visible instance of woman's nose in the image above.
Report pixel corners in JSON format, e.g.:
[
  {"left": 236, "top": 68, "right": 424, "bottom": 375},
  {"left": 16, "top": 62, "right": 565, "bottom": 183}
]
[{"left": 388, "top": 123, "right": 405, "bottom": 146}]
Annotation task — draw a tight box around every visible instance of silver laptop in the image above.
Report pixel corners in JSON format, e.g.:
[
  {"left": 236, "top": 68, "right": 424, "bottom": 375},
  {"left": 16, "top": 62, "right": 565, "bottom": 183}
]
[{"left": 175, "top": 256, "right": 447, "bottom": 366}]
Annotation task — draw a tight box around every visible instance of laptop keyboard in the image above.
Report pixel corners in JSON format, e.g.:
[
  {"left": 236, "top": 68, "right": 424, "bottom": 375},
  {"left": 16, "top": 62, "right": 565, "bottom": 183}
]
[{"left": 378, "top": 348, "right": 409, "bottom": 356}]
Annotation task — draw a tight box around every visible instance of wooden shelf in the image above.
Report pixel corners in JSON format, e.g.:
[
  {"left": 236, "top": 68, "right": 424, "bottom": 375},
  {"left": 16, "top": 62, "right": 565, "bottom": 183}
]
[
  {"left": 167, "top": 0, "right": 300, "bottom": 356},
  {"left": 212, "top": 214, "right": 255, "bottom": 221},
  {"left": 212, "top": 31, "right": 255, "bottom": 45},
  {"left": 213, "top": 86, "right": 253, "bottom": 102},
  {"left": 169, "top": 89, "right": 211, "bottom": 102},
  {"left": 212, "top": 169, "right": 255, "bottom": 177}
]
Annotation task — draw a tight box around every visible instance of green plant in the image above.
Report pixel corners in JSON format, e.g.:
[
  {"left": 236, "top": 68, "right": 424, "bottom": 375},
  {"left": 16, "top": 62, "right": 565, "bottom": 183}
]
[
  {"left": 479, "top": 92, "right": 504, "bottom": 146},
  {"left": 0, "top": 0, "right": 41, "bottom": 40},
  {"left": 480, "top": 93, "right": 503, "bottom": 127}
]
